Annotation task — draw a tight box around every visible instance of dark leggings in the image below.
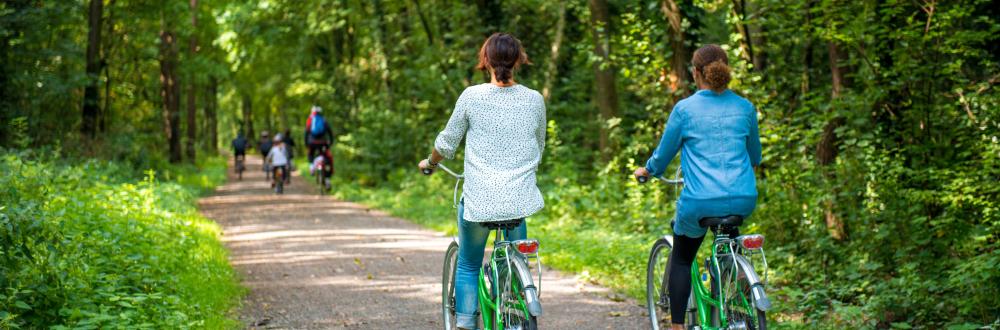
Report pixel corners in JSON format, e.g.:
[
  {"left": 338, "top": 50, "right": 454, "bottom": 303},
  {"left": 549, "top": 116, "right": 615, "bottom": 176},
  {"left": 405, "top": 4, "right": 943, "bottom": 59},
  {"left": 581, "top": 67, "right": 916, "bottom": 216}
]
[
  {"left": 669, "top": 226, "right": 739, "bottom": 324},
  {"left": 668, "top": 234, "right": 705, "bottom": 324}
]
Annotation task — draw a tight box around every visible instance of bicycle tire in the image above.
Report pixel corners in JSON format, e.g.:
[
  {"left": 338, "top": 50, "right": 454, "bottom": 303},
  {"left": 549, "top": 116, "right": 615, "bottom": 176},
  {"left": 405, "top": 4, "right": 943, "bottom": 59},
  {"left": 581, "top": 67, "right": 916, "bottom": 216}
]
[
  {"left": 717, "top": 260, "right": 766, "bottom": 330},
  {"left": 275, "top": 169, "right": 284, "bottom": 194},
  {"left": 316, "top": 171, "right": 324, "bottom": 195},
  {"left": 493, "top": 255, "right": 538, "bottom": 330},
  {"left": 646, "top": 236, "right": 673, "bottom": 330},
  {"left": 442, "top": 241, "right": 459, "bottom": 330}
]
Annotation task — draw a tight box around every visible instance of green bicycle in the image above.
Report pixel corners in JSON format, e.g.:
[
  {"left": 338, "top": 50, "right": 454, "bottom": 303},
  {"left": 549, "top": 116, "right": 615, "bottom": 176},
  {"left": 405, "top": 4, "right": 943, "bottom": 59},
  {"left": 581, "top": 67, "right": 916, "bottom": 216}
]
[
  {"left": 425, "top": 163, "right": 543, "bottom": 330},
  {"left": 640, "top": 171, "right": 771, "bottom": 330}
]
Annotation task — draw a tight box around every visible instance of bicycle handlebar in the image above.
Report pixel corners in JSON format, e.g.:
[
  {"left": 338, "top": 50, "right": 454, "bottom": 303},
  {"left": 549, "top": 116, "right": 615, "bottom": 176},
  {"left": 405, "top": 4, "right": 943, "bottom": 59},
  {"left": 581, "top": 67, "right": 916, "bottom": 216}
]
[
  {"left": 421, "top": 162, "right": 464, "bottom": 208},
  {"left": 637, "top": 175, "right": 684, "bottom": 185},
  {"left": 427, "top": 163, "right": 463, "bottom": 179},
  {"left": 637, "top": 167, "right": 684, "bottom": 185}
]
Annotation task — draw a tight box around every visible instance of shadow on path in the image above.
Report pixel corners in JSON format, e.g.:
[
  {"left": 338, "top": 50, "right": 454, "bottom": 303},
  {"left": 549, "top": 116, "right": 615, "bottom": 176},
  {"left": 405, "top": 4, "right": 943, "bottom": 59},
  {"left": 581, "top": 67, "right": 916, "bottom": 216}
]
[{"left": 200, "top": 155, "right": 648, "bottom": 329}]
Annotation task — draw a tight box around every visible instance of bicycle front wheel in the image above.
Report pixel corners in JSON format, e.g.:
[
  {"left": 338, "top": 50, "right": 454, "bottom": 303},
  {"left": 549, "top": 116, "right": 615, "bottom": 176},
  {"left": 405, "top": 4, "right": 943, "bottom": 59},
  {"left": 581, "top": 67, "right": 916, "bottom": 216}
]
[
  {"left": 646, "top": 236, "right": 673, "bottom": 330},
  {"left": 442, "top": 241, "right": 459, "bottom": 330}
]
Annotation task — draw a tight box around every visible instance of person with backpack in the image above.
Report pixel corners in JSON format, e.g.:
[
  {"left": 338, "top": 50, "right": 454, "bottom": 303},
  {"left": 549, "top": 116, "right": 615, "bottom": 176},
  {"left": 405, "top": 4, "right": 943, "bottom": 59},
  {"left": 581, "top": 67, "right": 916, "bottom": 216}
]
[{"left": 304, "top": 105, "right": 334, "bottom": 163}]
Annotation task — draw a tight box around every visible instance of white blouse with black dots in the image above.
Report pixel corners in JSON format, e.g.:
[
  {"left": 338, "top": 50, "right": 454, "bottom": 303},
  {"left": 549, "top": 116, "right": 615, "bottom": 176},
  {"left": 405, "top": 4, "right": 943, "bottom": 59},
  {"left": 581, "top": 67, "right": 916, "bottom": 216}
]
[{"left": 434, "top": 83, "right": 546, "bottom": 222}]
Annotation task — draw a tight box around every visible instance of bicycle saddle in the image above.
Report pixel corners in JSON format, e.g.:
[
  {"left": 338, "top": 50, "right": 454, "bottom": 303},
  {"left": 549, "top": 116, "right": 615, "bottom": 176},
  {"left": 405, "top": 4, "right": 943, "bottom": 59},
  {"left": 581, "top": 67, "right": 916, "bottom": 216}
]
[
  {"left": 698, "top": 215, "right": 744, "bottom": 228},
  {"left": 482, "top": 219, "right": 524, "bottom": 230}
]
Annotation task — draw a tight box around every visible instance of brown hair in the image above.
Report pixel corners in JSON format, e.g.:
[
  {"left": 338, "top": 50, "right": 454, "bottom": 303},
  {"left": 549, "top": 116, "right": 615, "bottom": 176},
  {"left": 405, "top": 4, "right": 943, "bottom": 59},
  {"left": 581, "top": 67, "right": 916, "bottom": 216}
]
[
  {"left": 692, "top": 44, "right": 731, "bottom": 91},
  {"left": 476, "top": 33, "right": 530, "bottom": 84}
]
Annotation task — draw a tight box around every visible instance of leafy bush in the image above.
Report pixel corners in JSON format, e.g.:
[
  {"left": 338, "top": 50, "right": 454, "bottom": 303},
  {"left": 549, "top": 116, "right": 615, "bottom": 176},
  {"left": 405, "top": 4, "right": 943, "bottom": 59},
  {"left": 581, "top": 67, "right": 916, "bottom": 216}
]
[{"left": 0, "top": 150, "right": 241, "bottom": 329}]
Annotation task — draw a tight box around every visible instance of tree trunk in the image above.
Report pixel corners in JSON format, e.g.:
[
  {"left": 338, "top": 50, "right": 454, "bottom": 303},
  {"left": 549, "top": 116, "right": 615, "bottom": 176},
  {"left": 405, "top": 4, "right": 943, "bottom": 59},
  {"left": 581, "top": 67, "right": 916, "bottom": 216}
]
[
  {"left": 589, "top": 0, "right": 619, "bottom": 161},
  {"left": 542, "top": 2, "right": 566, "bottom": 102},
  {"left": 373, "top": 0, "right": 395, "bottom": 110},
  {"left": 411, "top": 0, "right": 435, "bottom": 45},
  {"left": 101, "top": 0, "right": 116, "bottom": 132},
  {"left": 82, "top": 0, "right": 103, "bottom": 137},
  {"left": 185, "top": 0, "right": 198, "bottom": 163},
  {"left": 242, "top": 94, "right": 254, "bottom": 140},
  {"left": 818, "top": 41, "right": 847, "bottom": 241},
  {"left": 206, "top": 76, "right": 218, "bottom": 152},
  {"left": 747, "top": 0, "right": 767, "bottom": 72},
  {"left": 661, "top": 0, "right": 695, "bottom": 99},
  {"left": 160, "top": 28, "right": 182, "bottom": 163}
]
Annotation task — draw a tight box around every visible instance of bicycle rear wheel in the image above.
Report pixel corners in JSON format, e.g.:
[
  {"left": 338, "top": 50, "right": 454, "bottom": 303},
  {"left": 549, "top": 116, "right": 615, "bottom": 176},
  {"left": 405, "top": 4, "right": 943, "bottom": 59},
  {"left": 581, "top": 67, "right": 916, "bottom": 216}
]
[
  {"left": 442, "top": 241, "right": 459, "bottom": 330},
  {"left": 493, "top": 256, "right": 537, "bottom": 330},
  {"left": 646, "top": 236, "right": 673, "bottom": 330},
  {"left": 717, "top": 260, "right": 766, "bottom": 330},
  {"left": 316, "top": 171, "right": 325, "bottom": 195}
]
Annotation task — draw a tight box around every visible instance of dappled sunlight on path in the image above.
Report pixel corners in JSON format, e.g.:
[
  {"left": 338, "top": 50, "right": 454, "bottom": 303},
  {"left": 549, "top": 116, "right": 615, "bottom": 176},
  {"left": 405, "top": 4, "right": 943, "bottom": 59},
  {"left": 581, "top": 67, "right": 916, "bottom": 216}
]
[{"left": 200, "top": 156, "right": 647, "bottom": 329}]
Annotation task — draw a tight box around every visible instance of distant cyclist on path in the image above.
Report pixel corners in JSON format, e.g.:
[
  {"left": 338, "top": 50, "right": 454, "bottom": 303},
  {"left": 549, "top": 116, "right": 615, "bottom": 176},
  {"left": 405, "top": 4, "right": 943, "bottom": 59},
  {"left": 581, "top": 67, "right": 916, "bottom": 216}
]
[
  {"left": 304, "top": 105, "right": 334, "bottom": 163},
  {"left": 418, "top": 33, "right": 546, "bottom": 330},
  {"left": 231, "top": 132, "right": 248, "bottom": 172},
  {"left": 258, "top": 131, "right": 273, "bottom": 181},
  {"left": 633, "top": 44, "right": 762, "bottom": 330}
]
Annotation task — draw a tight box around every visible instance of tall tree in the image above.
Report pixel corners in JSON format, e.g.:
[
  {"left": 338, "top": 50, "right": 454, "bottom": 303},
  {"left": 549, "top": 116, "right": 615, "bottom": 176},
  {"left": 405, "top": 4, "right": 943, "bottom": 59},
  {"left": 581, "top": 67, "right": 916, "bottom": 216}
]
[
  {"left": 160, "top": 26, "right": 182, "bottom": 163},
  {"left": 82, "top": 0, "right": 104, "bottom": 136},
  {"left": 730, "top": 0, "right": 756, "bottom": 69},
  {"left": 660, "top": 0, "right": 696, "bottom": 99},
  {"left": 242, "top": 94, "right": 254, "bottom": 141},
  {"left": 101, "top": 0, "right": 117, "bottom": 132},
  {"left": 817, "top": 41, "right": 848, "bottom": 241},
  {"left": 542, "top": 2, "right": 566, "bottom": 101},
  {"left": 185, "top": 0, "right": 198, "bottom": 162},
  {"left": 205, "top": 76, "right": 218, "bottom": 152},
  {"left": 589, "top": 0, "right": 619, "bottom": 160}
]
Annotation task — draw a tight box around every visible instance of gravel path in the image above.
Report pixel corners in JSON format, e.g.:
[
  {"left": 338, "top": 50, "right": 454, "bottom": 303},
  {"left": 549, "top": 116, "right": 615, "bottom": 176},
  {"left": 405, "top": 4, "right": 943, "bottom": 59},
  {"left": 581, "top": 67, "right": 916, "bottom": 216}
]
[{"left": 199, "top": 156, "right": 648, "bottom": 329}]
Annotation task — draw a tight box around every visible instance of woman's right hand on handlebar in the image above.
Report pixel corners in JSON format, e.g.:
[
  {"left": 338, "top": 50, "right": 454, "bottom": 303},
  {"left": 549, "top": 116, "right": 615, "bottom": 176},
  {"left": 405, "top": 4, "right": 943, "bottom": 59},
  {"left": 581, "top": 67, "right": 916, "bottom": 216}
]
[{"left": 418, "top": 159, "right": 436, "bottom": 175}]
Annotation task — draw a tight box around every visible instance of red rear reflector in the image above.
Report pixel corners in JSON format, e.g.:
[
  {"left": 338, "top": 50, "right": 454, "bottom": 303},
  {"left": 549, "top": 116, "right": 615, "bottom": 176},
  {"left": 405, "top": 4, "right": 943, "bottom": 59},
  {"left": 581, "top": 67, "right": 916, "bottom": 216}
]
[
  {"left": 514, "top": 240, "right": 539, "bottom": 254},
  {"left": 740, "top": 234, "right": 764, "bottom": 250}
]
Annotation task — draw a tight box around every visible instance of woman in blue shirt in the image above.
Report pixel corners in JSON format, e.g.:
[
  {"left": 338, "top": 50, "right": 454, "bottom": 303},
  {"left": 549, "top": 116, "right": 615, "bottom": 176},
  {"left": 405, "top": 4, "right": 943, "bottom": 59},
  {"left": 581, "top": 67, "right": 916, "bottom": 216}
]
[{"left": 634, "top": 44, "right": 762, "bottom": 329}]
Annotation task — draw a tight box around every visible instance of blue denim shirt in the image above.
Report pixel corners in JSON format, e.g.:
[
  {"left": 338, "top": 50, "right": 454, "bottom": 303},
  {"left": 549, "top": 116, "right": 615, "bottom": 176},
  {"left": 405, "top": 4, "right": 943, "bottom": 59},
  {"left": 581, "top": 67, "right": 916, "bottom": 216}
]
[{"left": 645, "top": 89, "right": 762, "bottom": 237}]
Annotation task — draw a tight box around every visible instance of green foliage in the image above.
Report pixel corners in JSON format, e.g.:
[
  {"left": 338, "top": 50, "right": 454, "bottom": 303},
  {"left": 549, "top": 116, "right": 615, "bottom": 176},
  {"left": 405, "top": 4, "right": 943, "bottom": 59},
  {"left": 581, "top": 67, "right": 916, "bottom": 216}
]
[
  {"left": 0, "top": 150, "right": 242, "bottom": 329},
  {"left": 303, "top": 0, "right": 1000, "bottom": 328},
  {"left": 4, "top": 0, "right": 999, "bottom": 328}
]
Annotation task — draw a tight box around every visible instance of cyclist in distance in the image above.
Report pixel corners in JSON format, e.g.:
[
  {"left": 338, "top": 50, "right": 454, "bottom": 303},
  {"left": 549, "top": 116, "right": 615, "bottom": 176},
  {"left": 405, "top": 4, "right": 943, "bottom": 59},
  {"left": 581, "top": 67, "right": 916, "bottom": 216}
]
[
  {"left": 231, "top": 132, "right": 248, "bottom": 172},
  {"left": 282, "top": 128, "right": 295, "bottom": 184},
  {"left": 266, "top": 133, "right": 289, "bottom": 189},
  {"left": 304, "top": 105, "right": 334, "bottom": 163},
  {"left": 418, "top": 33, "right": 546, "bottom": 330},
  {"left": 633, "top": 44, "right": 762, "bottom": 330},
  {"left": 258, "top": 131, "right": 273, "bottom": 180}
]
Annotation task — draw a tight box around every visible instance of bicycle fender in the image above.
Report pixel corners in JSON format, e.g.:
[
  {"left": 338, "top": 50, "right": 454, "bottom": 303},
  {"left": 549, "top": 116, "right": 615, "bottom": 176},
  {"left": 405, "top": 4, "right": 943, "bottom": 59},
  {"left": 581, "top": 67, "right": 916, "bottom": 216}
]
[
  {"left": 719, "top": 254, "right": 771, "bottom": 312},
  {"left": 511, "top": 256, "right": 543, "bottom": 317}
]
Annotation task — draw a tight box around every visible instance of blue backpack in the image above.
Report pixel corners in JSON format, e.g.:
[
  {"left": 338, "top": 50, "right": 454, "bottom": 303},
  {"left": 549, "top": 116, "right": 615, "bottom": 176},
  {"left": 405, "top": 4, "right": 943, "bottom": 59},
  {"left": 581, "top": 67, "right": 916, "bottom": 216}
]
[{"left": 310, "top": 114, "right": 327, "bottom": 137}]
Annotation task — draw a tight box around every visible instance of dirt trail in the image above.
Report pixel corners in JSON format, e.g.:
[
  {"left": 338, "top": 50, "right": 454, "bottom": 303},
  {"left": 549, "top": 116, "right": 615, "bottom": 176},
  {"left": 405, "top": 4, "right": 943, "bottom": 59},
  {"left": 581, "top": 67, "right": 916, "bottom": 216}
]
[{"left": 199, "top": 156, "right": 648, "bottom": 329}]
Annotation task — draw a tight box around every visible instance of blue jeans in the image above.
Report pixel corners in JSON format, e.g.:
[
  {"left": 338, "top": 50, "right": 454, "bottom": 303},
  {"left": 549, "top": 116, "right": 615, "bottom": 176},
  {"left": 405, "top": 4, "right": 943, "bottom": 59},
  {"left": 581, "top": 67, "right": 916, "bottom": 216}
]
[{"left": 455, "top": 200, "right": 526, "bottom": 330}]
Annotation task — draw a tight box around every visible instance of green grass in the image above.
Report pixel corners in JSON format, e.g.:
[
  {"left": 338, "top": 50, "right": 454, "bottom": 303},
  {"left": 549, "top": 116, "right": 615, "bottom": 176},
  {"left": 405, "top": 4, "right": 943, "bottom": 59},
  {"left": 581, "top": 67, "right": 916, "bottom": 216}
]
[{"left": 0, "top": 150, "right": 243, "bottom": 329}]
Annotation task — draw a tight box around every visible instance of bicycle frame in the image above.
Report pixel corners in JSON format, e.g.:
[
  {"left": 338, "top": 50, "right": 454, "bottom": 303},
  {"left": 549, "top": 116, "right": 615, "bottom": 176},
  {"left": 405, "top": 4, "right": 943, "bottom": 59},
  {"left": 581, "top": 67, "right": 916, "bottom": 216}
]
[
  {"left": 477, "top": 229, "right": 533, "bottom": 330},
  {"left": 645, "top": 169, "right": 769, "bottom": 330},
  {"left": 434, "top": 163, "right": 541, "bottom": 330}
]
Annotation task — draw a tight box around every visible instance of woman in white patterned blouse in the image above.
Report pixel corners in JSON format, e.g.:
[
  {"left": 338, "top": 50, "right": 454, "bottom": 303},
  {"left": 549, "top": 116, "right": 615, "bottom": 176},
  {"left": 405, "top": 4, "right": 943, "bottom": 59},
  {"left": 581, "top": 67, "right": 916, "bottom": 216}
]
[{"left": 418, "top": 33, "right": 546, "bottom": 330}]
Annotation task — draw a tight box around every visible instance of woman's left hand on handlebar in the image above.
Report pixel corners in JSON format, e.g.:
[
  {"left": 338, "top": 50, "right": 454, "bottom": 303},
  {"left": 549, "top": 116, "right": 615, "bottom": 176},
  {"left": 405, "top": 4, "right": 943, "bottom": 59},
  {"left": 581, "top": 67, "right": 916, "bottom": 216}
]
[
  {"left": 633, "top": 167, "right": 650, "bottom": 181},
  {"left": 418, "top": 159, "right": 435, "bottom": 175}
]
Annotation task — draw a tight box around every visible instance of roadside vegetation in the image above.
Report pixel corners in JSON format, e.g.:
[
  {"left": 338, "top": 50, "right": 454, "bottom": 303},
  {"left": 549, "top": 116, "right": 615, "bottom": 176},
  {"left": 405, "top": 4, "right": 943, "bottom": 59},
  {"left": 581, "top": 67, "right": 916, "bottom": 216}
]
[{"left": 0, "top": 148, "right": 242, "bottom": 329}]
